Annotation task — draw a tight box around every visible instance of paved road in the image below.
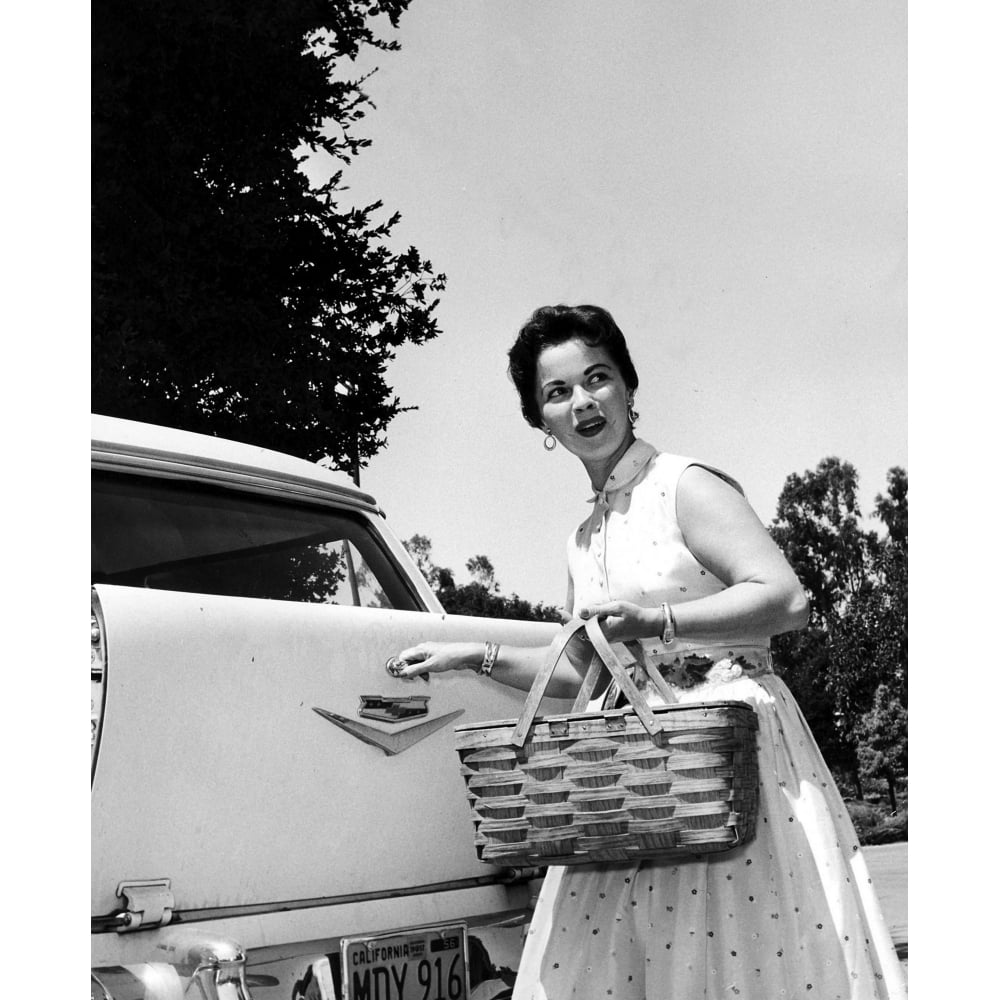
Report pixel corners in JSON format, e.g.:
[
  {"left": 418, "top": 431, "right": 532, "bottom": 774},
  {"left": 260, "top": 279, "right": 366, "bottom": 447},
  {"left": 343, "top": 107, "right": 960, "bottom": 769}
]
[
  {"left": 863, "top": 842, "right": 907, "bottom": 951},
  {"left": 863, "top": 841, "right": 907, "bottom": 984}
]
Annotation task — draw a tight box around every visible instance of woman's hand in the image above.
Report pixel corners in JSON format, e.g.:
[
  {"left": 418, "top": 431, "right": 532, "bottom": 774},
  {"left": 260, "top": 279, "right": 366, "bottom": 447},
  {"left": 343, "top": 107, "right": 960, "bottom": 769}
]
[
  {"left": 393, "top": 641, "right": 482, "bottom": 680},
  {"left": 577, "top": 601, "right": 661, "bottom": 643}
]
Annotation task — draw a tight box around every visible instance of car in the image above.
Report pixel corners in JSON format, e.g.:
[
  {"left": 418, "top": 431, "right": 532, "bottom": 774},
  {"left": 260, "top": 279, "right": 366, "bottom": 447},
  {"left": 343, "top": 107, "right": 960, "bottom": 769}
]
[{"left": 91, "top": 414, "right": 567, "bottom": 1000}]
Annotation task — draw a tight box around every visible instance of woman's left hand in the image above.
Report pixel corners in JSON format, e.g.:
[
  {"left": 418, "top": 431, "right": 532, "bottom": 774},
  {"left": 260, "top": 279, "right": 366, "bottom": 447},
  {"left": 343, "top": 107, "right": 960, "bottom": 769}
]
[{"left": 578, "top": 601, "right": 660, "bottom": 643}]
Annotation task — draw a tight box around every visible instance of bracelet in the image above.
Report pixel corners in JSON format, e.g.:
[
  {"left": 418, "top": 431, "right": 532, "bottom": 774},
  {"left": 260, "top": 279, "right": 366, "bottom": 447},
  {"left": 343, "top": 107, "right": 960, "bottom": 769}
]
[
  {"left": 480, "top": 640, "right": 500, "bottom": 677},
  {"left": 660, "top": 602, "right": 676, "bottom": 645}
]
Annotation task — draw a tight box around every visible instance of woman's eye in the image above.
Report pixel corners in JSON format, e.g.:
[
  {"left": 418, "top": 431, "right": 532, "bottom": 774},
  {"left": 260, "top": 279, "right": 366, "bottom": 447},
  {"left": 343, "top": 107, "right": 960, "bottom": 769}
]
[{"left": 547, "top": 387, "right": 567, "bottom": 399}]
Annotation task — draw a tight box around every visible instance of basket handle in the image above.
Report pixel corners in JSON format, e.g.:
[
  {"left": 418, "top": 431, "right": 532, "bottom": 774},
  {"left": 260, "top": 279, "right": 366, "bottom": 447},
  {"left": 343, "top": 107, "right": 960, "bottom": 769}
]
[
  {"left": 510, "top": 619, "right": 593, "bottom": 748},
  {"left": 580, "top": 617, "right": 667, "bottom": 736},
  {"left": 568, "top": 639, "right": 607, "bottom": 712},
  {"left": 509, "top": 617, "right": 671, "bottom": 748},
  {"left": 623, "top": 639, "right": 680, "bottom": 707}
]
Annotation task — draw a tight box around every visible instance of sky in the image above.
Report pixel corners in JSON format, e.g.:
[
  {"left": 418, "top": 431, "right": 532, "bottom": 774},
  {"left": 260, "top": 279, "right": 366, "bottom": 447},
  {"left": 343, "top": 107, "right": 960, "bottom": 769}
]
[{"left": 303, "top": 0, "right": 907, "bottom": 607}]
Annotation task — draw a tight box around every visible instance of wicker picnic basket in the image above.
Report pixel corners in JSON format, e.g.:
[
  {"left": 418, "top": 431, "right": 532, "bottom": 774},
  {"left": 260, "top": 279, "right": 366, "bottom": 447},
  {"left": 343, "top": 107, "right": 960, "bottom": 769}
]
[{"left": 455, "top": 617, "right": 760, "bottom": 866}]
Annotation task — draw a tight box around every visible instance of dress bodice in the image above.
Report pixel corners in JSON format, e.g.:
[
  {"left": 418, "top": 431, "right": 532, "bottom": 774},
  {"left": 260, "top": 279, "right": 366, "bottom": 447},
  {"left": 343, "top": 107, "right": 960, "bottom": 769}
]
[{"left": 566, "top": 438, "right": 771, "bottom": 672}]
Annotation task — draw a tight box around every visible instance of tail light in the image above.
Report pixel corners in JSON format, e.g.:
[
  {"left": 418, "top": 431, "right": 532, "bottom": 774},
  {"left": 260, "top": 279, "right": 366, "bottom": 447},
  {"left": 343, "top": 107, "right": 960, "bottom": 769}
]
[{"left": 91, "top": 590, "right": 106, "bottom": 778}]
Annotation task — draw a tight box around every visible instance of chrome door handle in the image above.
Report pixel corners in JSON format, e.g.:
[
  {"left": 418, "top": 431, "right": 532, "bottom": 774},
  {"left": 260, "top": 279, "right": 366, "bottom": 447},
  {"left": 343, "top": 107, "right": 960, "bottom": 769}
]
[{"left": 385, "top": 657, "right": 429, "bottom": 681}]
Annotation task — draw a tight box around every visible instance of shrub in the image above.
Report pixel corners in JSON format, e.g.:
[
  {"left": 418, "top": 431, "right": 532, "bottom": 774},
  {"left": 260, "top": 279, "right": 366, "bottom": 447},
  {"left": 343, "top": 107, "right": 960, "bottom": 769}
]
[
  {"left": 862, "top": 813, "right": 908, "bottom": 845},
  {"left": 846, "top": 798, "right": 908, "bottom": 845}
]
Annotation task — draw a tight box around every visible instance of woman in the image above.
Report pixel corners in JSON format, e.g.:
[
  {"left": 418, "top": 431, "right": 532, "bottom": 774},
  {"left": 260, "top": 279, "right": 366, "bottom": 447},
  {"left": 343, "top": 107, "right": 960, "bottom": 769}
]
[{"left": 396, "top": 305, "right": 906, "bottom": 999}]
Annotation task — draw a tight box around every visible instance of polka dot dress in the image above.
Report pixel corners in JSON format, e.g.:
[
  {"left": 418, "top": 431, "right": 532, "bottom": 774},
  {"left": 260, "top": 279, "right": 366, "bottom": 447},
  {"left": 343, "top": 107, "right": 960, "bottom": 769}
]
[{"left": 512, "top": 443, "right": 906, "bottom": 999}]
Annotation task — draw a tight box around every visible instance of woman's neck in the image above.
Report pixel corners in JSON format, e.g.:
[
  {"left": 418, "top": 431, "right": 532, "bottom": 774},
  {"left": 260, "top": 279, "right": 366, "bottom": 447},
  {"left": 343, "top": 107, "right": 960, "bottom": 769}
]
[{"left": 583, "top": 431, "right": 636, "bottom": 492}]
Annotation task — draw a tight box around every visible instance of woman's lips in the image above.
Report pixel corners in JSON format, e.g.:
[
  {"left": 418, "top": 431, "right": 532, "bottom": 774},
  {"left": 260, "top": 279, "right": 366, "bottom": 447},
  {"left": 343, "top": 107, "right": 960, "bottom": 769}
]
[{"left": 576, "top": 418, "right": 606, "bottom": 438}]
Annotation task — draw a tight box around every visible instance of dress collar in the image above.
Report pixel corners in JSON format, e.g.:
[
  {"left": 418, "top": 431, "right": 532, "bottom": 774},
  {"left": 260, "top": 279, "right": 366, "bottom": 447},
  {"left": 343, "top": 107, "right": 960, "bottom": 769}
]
[{"left": 589, "top": 438, "right": 658, "bottom": 505}]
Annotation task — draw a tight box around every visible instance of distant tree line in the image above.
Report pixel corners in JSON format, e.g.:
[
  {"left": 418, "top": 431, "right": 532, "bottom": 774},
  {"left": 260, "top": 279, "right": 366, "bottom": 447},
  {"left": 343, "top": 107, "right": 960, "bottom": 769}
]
[
  {"left": 402, "top": 536, "right": 563, "bottom": 623},
  {"left": 409, "top": 458, "right": 907, "bottom": 805}
]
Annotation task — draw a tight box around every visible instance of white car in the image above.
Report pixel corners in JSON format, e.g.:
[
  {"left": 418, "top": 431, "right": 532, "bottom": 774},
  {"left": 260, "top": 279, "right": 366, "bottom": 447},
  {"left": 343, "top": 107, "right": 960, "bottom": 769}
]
[{"left": 91, "top": 415, "right": 566, "bottom": 1000}]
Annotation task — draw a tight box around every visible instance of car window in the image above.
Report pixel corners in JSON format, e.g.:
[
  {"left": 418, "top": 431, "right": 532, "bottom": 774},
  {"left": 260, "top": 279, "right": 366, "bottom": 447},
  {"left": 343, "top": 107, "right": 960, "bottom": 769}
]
[{"left": 91, "top": 471, "right": 421, "bottom": 610}]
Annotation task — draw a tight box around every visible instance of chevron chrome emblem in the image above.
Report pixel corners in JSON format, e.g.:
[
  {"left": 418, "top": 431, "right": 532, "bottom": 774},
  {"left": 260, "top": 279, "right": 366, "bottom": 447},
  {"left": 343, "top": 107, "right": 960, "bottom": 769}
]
[
  {"left": 358, "top": 694, "right": 430, "bottom": 723},
  {"left": 312, "top": 706, "right": 465, "bottom": 756}
]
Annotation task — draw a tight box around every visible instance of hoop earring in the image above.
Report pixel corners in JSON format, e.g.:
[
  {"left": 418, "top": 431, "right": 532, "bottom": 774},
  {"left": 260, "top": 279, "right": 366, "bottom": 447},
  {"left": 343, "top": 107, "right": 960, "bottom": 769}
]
[{"left": 543, "top": 431, "right": 557, "bottom": 451}]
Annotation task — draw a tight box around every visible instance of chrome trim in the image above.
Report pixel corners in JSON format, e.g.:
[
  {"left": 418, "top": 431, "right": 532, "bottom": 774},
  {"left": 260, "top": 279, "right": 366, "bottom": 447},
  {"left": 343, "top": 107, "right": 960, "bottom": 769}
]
[
  {"left": 92, "top": 870, "right": 540, "bottom": 934},
  {"left": 90, "top": 972, "right": 113, "bottom": 1000},
  {"left": 91, "top": 590, "right": 109, "bottom": 784},
  {"left": 312, "top": 707, "right": 464, "bottom": 756},
  {"left": 149, "top": 929, "right": 252, "bottom": 1000},
  {"left": 358, "top": 694, "right": 430, "bottom": 722},
  {"left": 115, "top": 878, "right": 174, "bottom": 932}
]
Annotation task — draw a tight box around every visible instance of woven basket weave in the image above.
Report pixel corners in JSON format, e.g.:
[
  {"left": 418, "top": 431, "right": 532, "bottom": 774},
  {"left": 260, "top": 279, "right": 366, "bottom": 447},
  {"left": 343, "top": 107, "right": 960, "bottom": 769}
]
[{"left": 455, "top": 618, "right": 759, "bottom": 866}]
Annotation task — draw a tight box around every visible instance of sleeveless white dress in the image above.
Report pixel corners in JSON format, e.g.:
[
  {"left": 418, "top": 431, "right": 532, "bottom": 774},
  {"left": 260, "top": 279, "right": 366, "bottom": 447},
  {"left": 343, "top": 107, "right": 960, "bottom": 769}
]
[{"left": 512, "top": 439, "right": 906, "bottom": 1000}]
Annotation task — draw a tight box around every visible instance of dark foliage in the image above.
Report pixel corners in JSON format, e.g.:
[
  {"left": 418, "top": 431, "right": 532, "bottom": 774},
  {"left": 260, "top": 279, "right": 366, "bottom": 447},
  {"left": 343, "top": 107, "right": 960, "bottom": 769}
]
[
  {"left": 770, "top": 460, "right": 907, "bottom": 800},
  {"left": 436, "top": 580, "right": 563, "bottom": 623},
  {"left": 771, "top": 627, "right": 861, "bottom": 790},
  {"left": 403, "top": 536, "right": 563, "bottom": 624},
  {"left": 769, "top": 457, "right": 878, "bottom": 626},
  {"left": 845, "top": 797, "right": 908, "bottom": 845},
  {"left": 93, "top": 0, "right": 445, "bottom": 469}
]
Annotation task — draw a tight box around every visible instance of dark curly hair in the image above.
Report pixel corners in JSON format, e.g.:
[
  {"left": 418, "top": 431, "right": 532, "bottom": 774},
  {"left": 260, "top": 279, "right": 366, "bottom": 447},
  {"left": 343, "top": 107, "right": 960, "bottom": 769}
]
[{"left": 507, "top": 304, "right": 639, "bottom": 429}]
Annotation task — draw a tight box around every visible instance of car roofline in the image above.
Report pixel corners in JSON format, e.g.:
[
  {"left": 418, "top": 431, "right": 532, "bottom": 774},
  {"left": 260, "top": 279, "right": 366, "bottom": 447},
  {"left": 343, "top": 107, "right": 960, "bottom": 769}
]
[{"left": 91, "top": 414, "right": 381, "bottom": 514}]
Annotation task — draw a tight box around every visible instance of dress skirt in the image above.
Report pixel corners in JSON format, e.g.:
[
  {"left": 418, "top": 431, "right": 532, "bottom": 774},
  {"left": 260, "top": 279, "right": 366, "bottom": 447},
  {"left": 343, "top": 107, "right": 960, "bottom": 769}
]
[{"left": 511, "top": 672, "right": 907, "bottom": 1000}]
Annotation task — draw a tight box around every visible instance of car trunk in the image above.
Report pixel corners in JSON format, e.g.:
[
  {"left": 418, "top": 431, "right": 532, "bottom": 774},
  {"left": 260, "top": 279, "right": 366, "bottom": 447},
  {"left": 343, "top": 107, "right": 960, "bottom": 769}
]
[{"left": 91, "top": 585, "right": 565, "bottom": 923}]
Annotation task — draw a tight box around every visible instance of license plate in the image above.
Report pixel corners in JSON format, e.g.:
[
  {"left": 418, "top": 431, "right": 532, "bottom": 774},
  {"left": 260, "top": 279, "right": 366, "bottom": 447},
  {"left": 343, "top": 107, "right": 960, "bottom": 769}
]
[{"left": 341, "top": 923, "right": 468, "bottom": 1000}]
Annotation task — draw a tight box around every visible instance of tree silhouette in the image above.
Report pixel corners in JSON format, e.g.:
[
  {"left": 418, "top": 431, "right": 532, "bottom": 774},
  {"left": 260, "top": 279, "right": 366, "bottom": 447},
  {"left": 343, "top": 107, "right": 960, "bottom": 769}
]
[
  {"left": 403, "top": 536, "right": 562, "bottom": 624},
  {"left": 854, "top": 684, "right": 907, "bottom": 813},
  {"left": 826, "top": 467, "right": 907, "bottom": 795},
  {"left": 769, "top": 457, "right": 878, "bottom": 625},
  {"left": 770, "top": 459, "right": 907, "bottom": 797},
  {"left": 466, "top": 555, "right": 498, "bottom": 590},
  {"left": 93, "top": 0, "right": 444, "bottom": 469}
]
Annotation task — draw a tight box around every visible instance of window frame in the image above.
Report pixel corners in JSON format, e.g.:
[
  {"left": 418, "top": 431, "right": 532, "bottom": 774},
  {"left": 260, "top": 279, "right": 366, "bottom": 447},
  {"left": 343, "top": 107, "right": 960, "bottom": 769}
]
[{"left": 91, "top": 468, "right": 429, "bottom": 612}]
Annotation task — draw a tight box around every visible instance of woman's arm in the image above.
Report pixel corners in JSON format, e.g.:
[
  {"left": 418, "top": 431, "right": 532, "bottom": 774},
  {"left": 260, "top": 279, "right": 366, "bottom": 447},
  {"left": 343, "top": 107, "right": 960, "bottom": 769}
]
[
  {"left": 395, "top": 570, "right": 598, "bottom": 697},
  {"left": 393, "top": 639, "right": 591, "bottom": 698},
  {"left": 670, "top": 465, "right": 810, "bottom": 638},
  {"left": 579, "top": 465, "right": 810, "bottom": 643}
]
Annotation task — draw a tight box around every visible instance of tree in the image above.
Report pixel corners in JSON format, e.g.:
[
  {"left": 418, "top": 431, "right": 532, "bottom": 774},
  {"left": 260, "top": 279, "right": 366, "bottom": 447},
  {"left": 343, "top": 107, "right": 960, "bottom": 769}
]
[
  {"left": 403, "top": 534, "right": 442, "bottom": 589},
  {"left": 825, "top": 467, "right": 907, "bottom": 757},
  {"left": 771, "top": 629, "right": 862, "bottom": 796},
  {"left": 466, "top": 556, "right": 498, "bottom": 590},
  {"left": 874, "top": 466, "right": 908, "bottom": 550},
  {"left": 769, "top": 457, "right": 877, "bottom": 626},
  {"left": 869, "top": 466, "right": 908, "bottom": 707},
  {"left": 854, "top": 685, "right": 907, "bottom": 813},
  {"left": 438, "top": 581, "right": 562, "bottom": 623},
  {"left": 93, "top": 0, "right": 444, "bottom": 470},
  {"left": 769, "top": 458, "right": 875, "bottom": 788},
  {"left": 402, "top": 536, "right": 562, "bottom": 623},
  {"left": 769, "top": 460, "right": 908, "bottom": 799}
]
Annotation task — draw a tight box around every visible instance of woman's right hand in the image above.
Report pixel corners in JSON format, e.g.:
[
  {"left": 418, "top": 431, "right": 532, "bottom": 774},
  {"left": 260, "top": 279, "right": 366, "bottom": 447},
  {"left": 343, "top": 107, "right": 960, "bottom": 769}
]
[{"left": 393, "top": 641, "right": 483, "bottom": 680}]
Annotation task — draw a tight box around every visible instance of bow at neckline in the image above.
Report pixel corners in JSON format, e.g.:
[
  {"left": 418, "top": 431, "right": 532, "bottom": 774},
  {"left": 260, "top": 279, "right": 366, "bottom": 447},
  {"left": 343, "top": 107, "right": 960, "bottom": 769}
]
[{"left": 587, "top": 438, "right": 658, "bottom": 507}]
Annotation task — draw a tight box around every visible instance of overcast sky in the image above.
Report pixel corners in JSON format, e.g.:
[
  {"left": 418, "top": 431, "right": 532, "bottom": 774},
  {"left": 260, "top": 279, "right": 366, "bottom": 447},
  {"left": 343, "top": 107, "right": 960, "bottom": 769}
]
[{"left": 313, "top": 0, "right": 907, "bottom": 607}]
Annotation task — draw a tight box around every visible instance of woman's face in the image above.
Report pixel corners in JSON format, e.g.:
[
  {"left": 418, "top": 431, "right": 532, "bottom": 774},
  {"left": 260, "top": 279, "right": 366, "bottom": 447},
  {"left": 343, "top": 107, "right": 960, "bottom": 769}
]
[{"left": 535, "top": 337, "right": 635, "bottom": 484}]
